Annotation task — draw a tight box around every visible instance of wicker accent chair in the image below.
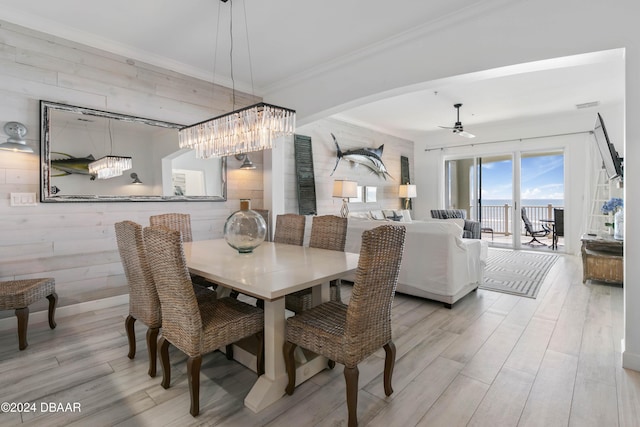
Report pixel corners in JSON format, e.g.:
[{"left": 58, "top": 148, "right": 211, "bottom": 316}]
[
  {"left": 143, "top": 226, "right": 264, "bottom": 417},
  {"left": 521, "top": 207, "right": 550, "bottom": 246},
  {"left": 285, "top": 215, "right": 347, "bottom": 313},
  {"left": 0, "top": 278, "right": 57, "bottom": 350},
  {"left": 273, "top": 214, "right": 306, "bottom": 246},
  {"left": 115, "top": 220, "right": 217, "bottom": 378},
  {"left": 283, "top": 224, "right": 406, "bottom": 427}
]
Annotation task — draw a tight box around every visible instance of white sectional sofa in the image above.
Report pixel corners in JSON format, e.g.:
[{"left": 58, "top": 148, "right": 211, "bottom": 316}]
[{"left": 344, "top": 216, "right": 488, "bottom": 307}]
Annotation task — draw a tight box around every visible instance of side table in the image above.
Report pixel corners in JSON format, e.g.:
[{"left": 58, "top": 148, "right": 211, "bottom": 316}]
[{"left": 581, "top": 234, "right": 623, "bottom": 285}]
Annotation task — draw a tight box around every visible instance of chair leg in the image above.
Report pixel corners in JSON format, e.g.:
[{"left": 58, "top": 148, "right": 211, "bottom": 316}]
[
  {"left": 125, "top": 315, "right": 136, "bottom": 359},
  {"left": 15, "top": 307, "right": 29, "bottom": 351},
  {"left": 344, "top": 365, "right": 359, "bottom": 427},
  {"left": 256, "top": 332, "right": 265, "bottom": 376},
  {"left": 46, "top": 292, "right": 57, "bottom": 329},
  {"left": 187, "top": 355, "right": 202, "bottom": 417},
  {"left": 383, "top": 341, "right": 396, "bottom": 396},
  {"left": 225, "top": 344, "right": 234, "bottom": 361},
  {"left": 146, "top": 327, "right": 159, "bottom": 377},
  {"left": 159, "top": 336, "right": 171, "bottom": 389},
  {"left": 283, "top": 341, "right": 297, "bottom": 395}
]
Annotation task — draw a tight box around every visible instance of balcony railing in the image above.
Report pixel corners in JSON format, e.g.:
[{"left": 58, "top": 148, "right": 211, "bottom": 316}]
[{"left": 474, "top": 204, "right": 562, "bottom": 236}]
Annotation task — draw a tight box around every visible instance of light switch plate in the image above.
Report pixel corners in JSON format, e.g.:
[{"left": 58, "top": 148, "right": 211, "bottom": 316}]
[{"left": 10, "top": 192, "right": 37, "bottom": 206}]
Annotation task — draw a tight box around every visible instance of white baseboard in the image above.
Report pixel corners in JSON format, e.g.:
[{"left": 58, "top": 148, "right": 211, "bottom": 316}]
[
  {"left": 0, "top": 294, "right": 128, "bottom": 331},
  {"left": 622, "top": 350, "right": 640, "bottom": 372}
]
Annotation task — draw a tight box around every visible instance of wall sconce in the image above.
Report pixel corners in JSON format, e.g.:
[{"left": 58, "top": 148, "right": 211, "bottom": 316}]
[
  {"left": 399, "top": 184, "right": 417, "bottom": 209},
  {"left": 333, "top": 179, "right": 358, "bottom": 218},
  {"left": 0, "top": 122, "right": 34, "bottom": 153},
  {"left": 130, "top": 172, "right": 143, "bottom": 184},
  {"left": 235, "top": 153, "right": 256, "bottom": 170}
]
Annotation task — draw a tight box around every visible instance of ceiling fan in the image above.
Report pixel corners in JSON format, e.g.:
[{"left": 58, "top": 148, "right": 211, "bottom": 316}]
[{"left": 439, "top": 103, "right": 476, "bottom": 138}]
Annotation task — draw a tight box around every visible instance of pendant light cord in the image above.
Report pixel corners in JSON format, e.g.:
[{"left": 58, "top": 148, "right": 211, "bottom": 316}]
[
  {"left": 229, "top": 0, "right": 235, "bottom": 110},
  {"left": 241, "top": 0, "right": 255, "bottom": 97}
]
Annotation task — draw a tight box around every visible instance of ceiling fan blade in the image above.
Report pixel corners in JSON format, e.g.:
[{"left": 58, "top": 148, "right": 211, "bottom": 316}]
[
  {"left": 438, "top": 125, "right": 455, "bottom": 130},
  {"left": 458, "top": 131, "right": 476, "bottom": 138}
]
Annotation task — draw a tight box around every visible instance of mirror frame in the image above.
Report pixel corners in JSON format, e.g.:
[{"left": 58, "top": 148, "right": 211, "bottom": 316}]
[{"left": 40, "top": 100, "right": 227, "bottom": 202}]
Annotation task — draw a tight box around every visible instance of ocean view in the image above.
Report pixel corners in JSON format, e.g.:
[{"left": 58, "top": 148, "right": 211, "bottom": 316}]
[{"left": 482, "top": 199, "right": 564, "bottom": 207}]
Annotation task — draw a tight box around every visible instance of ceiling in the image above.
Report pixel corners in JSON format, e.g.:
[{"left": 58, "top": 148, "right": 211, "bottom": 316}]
[{"left": 0, "top": 0, "right": 625, "bottom": 143}]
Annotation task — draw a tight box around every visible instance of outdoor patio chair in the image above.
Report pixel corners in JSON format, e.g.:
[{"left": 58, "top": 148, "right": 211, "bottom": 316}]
[{"left": 521, "top": 207, "right": 550, "bottom": 246}]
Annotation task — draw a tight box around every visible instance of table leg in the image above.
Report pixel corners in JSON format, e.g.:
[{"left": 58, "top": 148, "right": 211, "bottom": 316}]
[
  {"left": 311, "top": 281, "right": 330, "bottom": 305},
  {"left": 244, "top": 297, "right": 287, "bottom": 412},
  {"left": 244, "top": 284, "right": 331, "bottom": 412}
]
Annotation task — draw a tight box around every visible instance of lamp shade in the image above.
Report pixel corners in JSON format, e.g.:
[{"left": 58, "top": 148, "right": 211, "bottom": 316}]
[
  {"left": 399, "top": 184, "right": 417, "bottom": 198},
  {"left": 333, "top": 180, "right": 358, "bottom": 198}
]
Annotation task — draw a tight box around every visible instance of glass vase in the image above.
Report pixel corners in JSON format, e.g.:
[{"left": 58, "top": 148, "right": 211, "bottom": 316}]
[
  {"left": 224, "top": 199, "right": 267, "bottom": 253},
  {"left": 614, "top": 208, "right": 624, "bottom": 240}
]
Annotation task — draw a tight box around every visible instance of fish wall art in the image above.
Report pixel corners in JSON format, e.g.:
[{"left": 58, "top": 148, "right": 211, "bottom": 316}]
[
  {"left": 50, "top": 152, "right": 97, "bottom": 180},
  {"left": 330, "top": 133, "right": 392, "bottom": 180}
]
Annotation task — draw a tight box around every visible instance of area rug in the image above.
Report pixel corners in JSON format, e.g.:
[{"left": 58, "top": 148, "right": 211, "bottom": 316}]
[{"left": 480, "top": 249, "right": 558, "bottom": 298}]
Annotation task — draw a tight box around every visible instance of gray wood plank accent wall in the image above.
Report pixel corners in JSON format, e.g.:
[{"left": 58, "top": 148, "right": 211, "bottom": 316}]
[{"left": 0, "top": 19, "right": 263, "bottom": 318}]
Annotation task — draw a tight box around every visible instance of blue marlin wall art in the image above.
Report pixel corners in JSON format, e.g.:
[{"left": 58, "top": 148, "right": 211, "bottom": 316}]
[{"left": 330, "top": 133, "right": 392, "bottom": 180}]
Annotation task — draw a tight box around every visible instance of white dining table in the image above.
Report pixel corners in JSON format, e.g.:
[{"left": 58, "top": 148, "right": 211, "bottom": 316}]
[{"left": 183, "top": 239, "right": 359, "bottom": 412}]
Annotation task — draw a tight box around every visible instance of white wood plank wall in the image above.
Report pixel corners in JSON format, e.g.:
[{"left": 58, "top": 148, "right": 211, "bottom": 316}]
[
  {"left": 0, "top": 19, "right": 263, "bottom": 318},
  {"left": 0, "top": 19, "right": 415, "bottom": 319}
]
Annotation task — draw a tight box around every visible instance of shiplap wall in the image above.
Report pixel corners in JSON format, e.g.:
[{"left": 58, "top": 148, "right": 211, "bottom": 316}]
[
  {"left": 293, "top": 118, "right": 414, "bottom": 225},
  {"left": 0, "top": 20, "right": 263, "bottom": 318}
]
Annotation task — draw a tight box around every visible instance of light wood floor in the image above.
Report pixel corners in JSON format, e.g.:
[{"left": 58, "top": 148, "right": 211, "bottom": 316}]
[{"left": 1, "top": 252, "right": 638, "bottom": 426}]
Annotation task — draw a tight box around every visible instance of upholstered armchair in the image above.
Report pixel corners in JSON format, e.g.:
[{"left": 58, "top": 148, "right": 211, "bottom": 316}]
[{"left": 430, "top": 209, "right": 481, "bottom": 239}]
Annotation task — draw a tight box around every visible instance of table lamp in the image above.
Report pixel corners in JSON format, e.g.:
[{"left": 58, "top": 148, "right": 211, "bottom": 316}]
[
  {"left": 333, "top": 180, "right": 358, "bottom": 218},
  {"left": 399, "top": 184, "right": 417, "bottom": 209}
]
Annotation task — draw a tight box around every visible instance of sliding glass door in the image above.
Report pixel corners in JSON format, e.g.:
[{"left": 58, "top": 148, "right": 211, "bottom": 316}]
[
  {"left": 445, "top": 150, "right": 564, "bottom": 250},
  {"left": 478, "top": 155, "right": 514, "bottom": 248}
]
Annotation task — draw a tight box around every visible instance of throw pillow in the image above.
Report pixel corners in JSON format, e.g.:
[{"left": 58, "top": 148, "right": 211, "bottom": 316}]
[
  {"left": 387, "top": 211, "right": 403, "bottom": 221},
  {"left": 400, "top": 209, "right": 412, "bottom": 222},
  {"left": 370, "top": 210, "right": 386, "bottom": 220}
]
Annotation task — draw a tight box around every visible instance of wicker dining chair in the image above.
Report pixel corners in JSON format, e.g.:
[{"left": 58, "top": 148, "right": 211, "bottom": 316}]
[
  {"left": 284, "top": 224, "right": 406, "bottom": 427},
  {"left": 149, "top": 213, "right": 216, "bottom": 288},
  {"left": 143, "top": 226, "right": 264, "bottom": 417},
  {"left": 0, "top": 278, "right": 57, "bottom": 350},
  {"left": 285, "top": 215, "right": 347, "bottom": 313},
  {"left": 115, "top": 220, "right": 217, "bottom": 378},
  {"left": 273, "top": 214, "right": 306, "bottom": 246},
  {"left": 149, "top": 213, "right": 193, "bottom": 242}
]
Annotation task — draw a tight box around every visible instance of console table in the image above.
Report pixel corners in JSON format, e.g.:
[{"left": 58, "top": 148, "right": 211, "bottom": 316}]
[{"left": 581, "top": 234, "right": 623, "bottom": 285}]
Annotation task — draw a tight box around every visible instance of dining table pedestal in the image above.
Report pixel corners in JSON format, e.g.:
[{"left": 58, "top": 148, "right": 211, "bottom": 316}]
[{"left": 184, "top": 240, "right": 358, "bottom": 412}]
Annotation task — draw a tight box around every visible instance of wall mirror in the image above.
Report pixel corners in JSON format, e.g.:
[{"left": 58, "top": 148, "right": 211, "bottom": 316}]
[{"left": 40, "top": 101, "right": 226, "bottom": 202}]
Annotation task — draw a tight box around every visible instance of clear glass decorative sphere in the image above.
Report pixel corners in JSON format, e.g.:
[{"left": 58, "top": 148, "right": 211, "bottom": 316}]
[{"left": 223, "top": 199, "right": 267, "bottom": 253}]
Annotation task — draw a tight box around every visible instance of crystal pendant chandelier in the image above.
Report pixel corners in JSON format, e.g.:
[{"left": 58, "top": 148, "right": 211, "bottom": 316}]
[
  {"left": 178, "top": 0, "right": 295, "bottom": 159},
  {"left": 87, "top": 119, "right": 132, "bottom": 179},
  {"left": 179, "top": 102, "right": 295, "bottom": 158},
  {"left": 88, "top": 155, "right": 132, "bottom": 179}
]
